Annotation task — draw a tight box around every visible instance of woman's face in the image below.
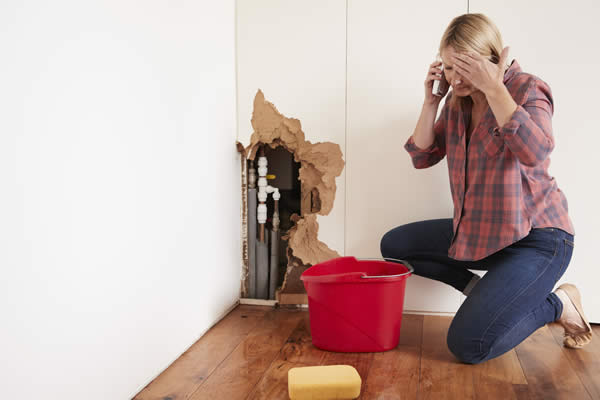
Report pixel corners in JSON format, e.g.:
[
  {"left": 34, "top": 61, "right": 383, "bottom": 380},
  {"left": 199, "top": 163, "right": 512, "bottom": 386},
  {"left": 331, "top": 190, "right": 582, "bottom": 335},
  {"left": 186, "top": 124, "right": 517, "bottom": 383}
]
[{"left": 440, "top": 46, "right": 481, "bottom": 97}]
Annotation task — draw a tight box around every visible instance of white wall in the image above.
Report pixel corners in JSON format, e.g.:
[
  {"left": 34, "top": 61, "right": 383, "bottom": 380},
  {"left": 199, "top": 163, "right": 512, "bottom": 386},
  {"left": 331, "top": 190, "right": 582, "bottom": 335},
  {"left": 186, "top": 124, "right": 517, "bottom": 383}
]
[
  {"left": 237, "top": 1, "right": 600, "bottom": 319},
  {"left": 236, "top": 0, "right": 347, "bottom": 255},
  {"left": 346, "top": 0, "right": 467, "bottom": 313},
  {"left": 469, "top": 0, "right": 600, "bottom": 322},
  {"left": 0, "top": 1, "right": 240, "bottom": 399}
]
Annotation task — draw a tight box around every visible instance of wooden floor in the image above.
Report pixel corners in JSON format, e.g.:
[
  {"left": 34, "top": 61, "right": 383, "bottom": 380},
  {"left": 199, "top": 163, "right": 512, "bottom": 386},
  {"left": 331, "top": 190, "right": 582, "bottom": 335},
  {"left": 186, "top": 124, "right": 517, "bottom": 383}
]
[{"left": 134, "top": 305, "right": 600, "bottom": 400}]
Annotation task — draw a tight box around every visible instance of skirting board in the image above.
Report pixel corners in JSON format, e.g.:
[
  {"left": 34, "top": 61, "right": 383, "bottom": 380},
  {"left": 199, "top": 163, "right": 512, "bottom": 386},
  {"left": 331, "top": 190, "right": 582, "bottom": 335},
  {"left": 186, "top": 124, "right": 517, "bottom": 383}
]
[
  {"left": 271, "top": 305, "right": 452, "bottom": 314},
  {"left": 404, "top": 310, "right": 456, "bottom": 317},
  {"left": 239, "top": 298, "right": 278, "bottom": 306},
  {"left": 239, "top": 298, "right": 456, "bottom": 316}
]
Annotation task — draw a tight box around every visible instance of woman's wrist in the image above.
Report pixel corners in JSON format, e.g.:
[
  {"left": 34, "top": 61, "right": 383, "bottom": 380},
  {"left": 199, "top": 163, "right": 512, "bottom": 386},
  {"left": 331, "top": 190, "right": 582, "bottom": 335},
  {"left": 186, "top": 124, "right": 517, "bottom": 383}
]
[
  {"left": 485, "top": 83, "right": 518, "bottom": 127},
  {"left": 423, "top": 99, "right": 441, "bottom": 110},
  {"left": 483, "top": 82, "right": 507, "bottom": 101}
]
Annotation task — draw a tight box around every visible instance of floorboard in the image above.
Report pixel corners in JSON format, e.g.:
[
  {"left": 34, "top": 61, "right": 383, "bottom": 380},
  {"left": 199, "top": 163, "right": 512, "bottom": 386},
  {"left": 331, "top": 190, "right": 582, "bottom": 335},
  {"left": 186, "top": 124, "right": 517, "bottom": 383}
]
[
  {"left": 547, "top": 322, "right": 600, "bottom": 400},
  {"left": 513, "top": 325, "right": 592, "bottom": 400},
  {"left": 187, "top": 308, "right": 304, "bottom": 400},
  {"left": 134, "top": 305, "right": 270, "bottom": 400},
  {"left": 419, "top": 315, "right": 476, "bottom": 400},
  {"left": 361, "top": 314, "right": 422, "bottom": 400},
  {"left": 133, "top": 305, "right": 599, "bottom": 400}
]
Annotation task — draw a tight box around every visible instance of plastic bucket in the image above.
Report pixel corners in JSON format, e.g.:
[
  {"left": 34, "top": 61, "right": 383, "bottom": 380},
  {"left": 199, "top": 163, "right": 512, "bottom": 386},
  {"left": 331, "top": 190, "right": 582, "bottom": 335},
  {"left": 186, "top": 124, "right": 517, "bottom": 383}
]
[{"left": 300, "top": 256, "right": 413, "bottom": 352}]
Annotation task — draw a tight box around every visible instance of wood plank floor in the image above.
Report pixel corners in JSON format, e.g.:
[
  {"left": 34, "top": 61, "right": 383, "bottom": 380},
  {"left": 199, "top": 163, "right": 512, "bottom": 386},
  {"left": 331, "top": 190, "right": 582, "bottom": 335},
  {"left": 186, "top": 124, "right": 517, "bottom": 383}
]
[{"left": 134, "top": 305, "right": 600, "bottom": 400}]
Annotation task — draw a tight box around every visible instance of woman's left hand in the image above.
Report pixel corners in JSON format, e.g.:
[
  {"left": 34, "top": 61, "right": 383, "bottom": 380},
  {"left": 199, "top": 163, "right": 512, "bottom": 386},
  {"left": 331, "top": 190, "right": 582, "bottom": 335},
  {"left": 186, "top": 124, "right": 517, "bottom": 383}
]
[{"left": 451, "top": 46, "right": 510, "bottom": 95}]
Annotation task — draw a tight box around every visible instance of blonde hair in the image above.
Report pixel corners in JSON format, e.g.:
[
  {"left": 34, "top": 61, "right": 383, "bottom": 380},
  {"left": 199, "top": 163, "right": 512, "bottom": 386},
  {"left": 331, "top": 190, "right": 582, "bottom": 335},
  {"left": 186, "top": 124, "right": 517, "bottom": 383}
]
[{"left": 439, "top": 13, "right": 506, "bottom": 110}]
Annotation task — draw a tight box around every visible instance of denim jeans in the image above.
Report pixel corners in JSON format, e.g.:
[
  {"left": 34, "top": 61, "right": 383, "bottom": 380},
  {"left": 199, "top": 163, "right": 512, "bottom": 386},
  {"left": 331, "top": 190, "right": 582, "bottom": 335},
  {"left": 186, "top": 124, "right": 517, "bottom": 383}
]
[{"left": 380, "top": 218, "right": 575, "bottom": 364}]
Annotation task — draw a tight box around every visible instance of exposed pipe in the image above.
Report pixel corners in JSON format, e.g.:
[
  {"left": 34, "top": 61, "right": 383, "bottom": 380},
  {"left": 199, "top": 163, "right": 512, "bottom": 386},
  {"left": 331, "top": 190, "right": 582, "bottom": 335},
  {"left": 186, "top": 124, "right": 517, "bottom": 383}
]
[
  {"left": 256, "top": 146, "right": 269, "bottom": 299},
  {"left": 256, "top": 145, "right": 281, "bottom": 299},
  {"left": 247, "top": 160, "right": 257, "bottom": 298},
  {"left": 256, "top": 234, "right": 269, "bottom": 299},
  {"left": 257, "top": 146, "right": 267, "bottom": 243},
  {"left": 269, "top": 193, "right": 280, "bottom": 300}
]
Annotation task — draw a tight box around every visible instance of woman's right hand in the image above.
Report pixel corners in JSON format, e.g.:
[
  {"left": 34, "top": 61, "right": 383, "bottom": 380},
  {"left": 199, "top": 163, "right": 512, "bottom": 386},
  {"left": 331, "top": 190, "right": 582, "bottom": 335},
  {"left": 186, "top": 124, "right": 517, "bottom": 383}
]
[{"left": 424, "top": 60, "right": 448, "bottom": 106}]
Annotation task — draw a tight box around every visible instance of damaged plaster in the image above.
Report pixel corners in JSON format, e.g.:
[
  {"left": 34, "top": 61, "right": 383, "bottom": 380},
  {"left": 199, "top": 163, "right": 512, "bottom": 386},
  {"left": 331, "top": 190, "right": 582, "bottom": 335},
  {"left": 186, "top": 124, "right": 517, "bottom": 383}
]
[
  {"left": 238, "top": 90, "right": 344, "bottom": 298},
  {"left": 236, "top": 141, "right": 250, "bottom": 297}
]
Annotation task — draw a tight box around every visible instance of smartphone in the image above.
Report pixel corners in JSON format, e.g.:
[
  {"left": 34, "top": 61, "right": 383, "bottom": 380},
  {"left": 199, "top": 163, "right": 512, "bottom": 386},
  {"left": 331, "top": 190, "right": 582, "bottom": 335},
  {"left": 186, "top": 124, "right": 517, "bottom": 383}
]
[{"left": 432, "top": 63, "right": 449, "bottom": 97}]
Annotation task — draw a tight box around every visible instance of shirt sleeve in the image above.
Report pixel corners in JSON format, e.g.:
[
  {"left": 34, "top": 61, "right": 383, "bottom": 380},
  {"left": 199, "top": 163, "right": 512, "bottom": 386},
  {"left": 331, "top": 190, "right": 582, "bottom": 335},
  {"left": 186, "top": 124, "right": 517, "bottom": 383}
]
[
  {"left": 404, "top": 94, "right": 451, "bottom": 169},
  {"left": 491, "top": 78, "right": 555, "bottom": 167}
]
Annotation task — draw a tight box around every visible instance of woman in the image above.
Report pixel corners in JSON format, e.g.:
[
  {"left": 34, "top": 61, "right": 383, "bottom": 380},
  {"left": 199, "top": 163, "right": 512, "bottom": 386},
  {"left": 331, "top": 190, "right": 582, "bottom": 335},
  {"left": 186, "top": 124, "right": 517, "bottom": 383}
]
[{"left": 380, "top": 13, "right": 592, "bottom": 364}]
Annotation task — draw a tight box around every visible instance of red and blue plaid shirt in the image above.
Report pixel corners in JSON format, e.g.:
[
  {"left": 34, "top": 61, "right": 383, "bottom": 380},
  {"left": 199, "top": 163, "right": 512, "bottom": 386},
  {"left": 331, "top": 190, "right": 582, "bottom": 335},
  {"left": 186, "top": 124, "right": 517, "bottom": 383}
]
[{"left": 405, "top": 59, "right": 574, "bottom": 261}]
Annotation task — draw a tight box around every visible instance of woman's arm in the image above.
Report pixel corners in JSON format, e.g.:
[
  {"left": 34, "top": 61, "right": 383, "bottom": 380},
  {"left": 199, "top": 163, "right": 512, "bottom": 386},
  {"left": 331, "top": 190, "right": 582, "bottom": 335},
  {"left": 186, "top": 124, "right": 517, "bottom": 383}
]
[
  {"left": 404, "top": 95, "right": 451, "bottom": 169},
  {"left": 412, "top": 102, "right": 441, "bottom": 149},
  {"left": 485, "top": 83, "right": 518, "bottom": 127},
  {"left": 486, "top": 78, "right": 555, "bottom": 167},
  {"left": 451, "top": 49, "right": 555, "bottom": 167}
]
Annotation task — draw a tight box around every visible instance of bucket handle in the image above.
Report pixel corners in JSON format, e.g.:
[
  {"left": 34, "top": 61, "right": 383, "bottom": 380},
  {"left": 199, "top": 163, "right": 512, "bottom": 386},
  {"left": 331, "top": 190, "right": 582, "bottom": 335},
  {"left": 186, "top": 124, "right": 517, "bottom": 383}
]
[{"left": 355, "top": 257, "right": 414, "bottom": 279}]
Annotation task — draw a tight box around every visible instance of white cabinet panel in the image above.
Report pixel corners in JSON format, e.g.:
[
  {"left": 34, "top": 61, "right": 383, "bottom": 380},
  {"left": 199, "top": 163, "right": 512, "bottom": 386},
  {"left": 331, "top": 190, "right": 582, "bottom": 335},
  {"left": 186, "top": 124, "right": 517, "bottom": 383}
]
[
  {"left": 470, "top": 0, "right": 600, "bottom": 321},
  {"left": 236, "top": 0, "right": 347, "bottom": 254},
  {"left": 346, "top": 1, "right": 467, "bottom": 312}
]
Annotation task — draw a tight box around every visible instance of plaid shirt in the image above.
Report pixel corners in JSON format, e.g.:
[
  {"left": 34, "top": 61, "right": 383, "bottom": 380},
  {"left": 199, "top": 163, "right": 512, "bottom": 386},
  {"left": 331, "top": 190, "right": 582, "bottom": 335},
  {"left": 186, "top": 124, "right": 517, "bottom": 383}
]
[{"left": 405, "top": 59, "right": 574, "bottom": 261}]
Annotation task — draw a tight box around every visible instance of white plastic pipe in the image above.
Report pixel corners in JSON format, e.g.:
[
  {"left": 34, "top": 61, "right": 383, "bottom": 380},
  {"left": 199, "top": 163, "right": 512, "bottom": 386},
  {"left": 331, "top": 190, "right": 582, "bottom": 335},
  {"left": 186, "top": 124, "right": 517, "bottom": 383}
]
[
  {"left": 255, "top": 153, "right": 282, "bottom": 300},
  {"left": 257, "top": 156, "right": 280, "bottom": 224}
]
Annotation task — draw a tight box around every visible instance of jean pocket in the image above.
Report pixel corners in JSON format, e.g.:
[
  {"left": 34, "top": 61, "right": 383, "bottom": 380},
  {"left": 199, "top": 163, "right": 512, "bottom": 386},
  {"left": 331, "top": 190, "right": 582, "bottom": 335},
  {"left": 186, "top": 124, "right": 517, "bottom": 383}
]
[
  {"left": 555, "top": 238, "right": 574, "bottom": 282},
  {"left": 522, "top": 228, "right": 559, "bottom": 258}
]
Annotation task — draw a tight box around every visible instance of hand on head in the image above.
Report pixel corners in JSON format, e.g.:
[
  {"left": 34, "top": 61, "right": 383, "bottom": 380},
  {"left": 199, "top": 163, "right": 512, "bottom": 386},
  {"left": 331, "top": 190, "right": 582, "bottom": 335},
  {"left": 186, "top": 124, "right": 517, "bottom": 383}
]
[{"left": 449, "top": 46, "right": 510, "bottom": 95}]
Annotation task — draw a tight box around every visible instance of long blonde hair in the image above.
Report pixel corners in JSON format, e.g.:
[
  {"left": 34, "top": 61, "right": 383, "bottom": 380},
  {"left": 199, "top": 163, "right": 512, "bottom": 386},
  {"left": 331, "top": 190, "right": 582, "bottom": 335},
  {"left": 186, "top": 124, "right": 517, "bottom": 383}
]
[{"left": 439, "top": 13, "right": 506, "bottom": 110}]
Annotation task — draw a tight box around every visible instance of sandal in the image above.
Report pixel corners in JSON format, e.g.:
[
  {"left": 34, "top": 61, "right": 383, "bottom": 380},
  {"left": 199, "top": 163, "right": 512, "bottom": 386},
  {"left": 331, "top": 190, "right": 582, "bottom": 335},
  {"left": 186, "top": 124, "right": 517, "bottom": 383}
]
[{"left": 556, "top": 283, "right": 593, "bottom": 349}]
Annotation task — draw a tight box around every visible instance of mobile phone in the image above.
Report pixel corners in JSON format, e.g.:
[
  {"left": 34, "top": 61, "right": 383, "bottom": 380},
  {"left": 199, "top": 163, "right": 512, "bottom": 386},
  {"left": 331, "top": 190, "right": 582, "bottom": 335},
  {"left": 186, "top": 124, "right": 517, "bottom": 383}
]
[{"left": 432, "top": 64, "right": 449, "bottom": 97}]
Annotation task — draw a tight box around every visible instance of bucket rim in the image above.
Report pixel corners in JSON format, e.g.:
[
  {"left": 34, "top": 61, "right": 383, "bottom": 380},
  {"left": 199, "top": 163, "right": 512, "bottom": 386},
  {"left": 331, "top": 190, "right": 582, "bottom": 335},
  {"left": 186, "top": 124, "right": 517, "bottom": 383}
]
[
  {"left": 300, "top": 257, "right": 414, "bottom": 283},
  {"left": 356, "top": 257, "right": 414, "bottom": 279}
]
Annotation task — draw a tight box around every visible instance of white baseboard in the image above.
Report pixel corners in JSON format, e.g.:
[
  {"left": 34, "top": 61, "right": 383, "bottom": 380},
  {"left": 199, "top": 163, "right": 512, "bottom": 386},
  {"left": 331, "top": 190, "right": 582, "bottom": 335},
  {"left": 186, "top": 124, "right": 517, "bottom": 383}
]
[
  {"left": 239, "top": 298, "right": 278, "bottom": 306},
  {"left": 403, "top": 309, "right": 456, "bottom": 317},
  {"left": 237, "top": 299, "right": 455, "bottom": 317}
]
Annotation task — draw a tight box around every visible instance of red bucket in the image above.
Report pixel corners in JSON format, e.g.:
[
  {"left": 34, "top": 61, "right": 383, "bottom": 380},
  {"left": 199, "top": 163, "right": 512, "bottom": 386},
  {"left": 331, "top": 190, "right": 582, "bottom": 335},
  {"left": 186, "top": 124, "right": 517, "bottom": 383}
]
[{"left": 300, "top": 256, "right": 413, "bottom": 352}]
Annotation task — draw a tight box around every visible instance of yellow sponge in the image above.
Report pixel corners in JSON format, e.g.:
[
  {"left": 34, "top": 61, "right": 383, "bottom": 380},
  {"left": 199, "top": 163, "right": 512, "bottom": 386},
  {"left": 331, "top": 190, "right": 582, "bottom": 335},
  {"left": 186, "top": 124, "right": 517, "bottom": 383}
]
[{"left": 288, "top": 365, "right": 362, "bottom": 400}]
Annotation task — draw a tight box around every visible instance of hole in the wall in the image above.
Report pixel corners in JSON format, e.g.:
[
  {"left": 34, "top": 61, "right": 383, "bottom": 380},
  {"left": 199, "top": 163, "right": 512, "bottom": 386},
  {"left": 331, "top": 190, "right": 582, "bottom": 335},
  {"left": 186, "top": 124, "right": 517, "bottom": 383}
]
[
  {"left": 263, "top": 145, "right": 301, "bottom": 233},
  {"left": 256, "top": 145, "right": 301, "bottom": 292},
  {"left": 239, "top": 90, "right": 345, "bottom": 305}
]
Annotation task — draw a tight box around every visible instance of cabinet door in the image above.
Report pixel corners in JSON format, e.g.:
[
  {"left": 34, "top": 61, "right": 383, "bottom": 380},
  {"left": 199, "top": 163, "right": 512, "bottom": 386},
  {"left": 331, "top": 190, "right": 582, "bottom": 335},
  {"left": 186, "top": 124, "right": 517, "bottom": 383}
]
[
  {"left": 470, "top": 0, "right": 600, "bottom": 322},
  {"left": 236, "top": 0, "right": 347, "bottom": 255},
  {"left": 346, "top": 0, "right": 467, "bottom": 313}
]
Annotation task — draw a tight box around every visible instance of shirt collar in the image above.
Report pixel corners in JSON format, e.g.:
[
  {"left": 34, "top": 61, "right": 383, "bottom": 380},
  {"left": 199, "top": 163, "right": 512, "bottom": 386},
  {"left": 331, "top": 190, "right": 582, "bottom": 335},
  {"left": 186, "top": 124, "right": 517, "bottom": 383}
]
[{"left": 503, "top": 59, "right": 520, "bottom": 84}]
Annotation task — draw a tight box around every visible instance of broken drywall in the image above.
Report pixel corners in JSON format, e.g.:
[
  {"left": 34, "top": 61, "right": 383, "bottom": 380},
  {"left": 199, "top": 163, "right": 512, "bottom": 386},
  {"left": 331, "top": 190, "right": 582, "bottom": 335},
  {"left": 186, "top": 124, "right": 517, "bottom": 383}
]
[
  {"left": 245, "top": 90, "right": 344, "bottom": 215},
  {"left": 280, "top": 213, "right": 340, "bottom": 293},
  {"left": 239, "top": 89, "right": 344, "bottom": 299},
  {"left": 284, "top": 213, "right": 339, "bottom": 266},
  {"left": 236, "top": 141, "right": 250, "bottom": 297}
]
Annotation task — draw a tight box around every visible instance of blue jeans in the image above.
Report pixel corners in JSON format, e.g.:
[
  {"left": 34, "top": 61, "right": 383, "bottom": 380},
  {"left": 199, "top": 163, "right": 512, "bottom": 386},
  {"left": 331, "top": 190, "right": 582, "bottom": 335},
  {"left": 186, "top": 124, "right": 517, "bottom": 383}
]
[{"left": 380, "top": 218, "right": 574, "bottom": 364}]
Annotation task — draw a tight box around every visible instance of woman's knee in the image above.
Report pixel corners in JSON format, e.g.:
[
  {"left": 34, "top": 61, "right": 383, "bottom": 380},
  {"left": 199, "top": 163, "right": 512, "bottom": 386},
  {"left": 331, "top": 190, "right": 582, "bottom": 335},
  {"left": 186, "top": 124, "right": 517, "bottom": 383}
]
[
  {"left": 380, "top": 219, "right": 452, "bottom": 260},
  {"left": 380, "top": 225, "right": 413, "bottom": 259},
  {"left": 446, "top": 318, "right": 488, "bottom": 365}
]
